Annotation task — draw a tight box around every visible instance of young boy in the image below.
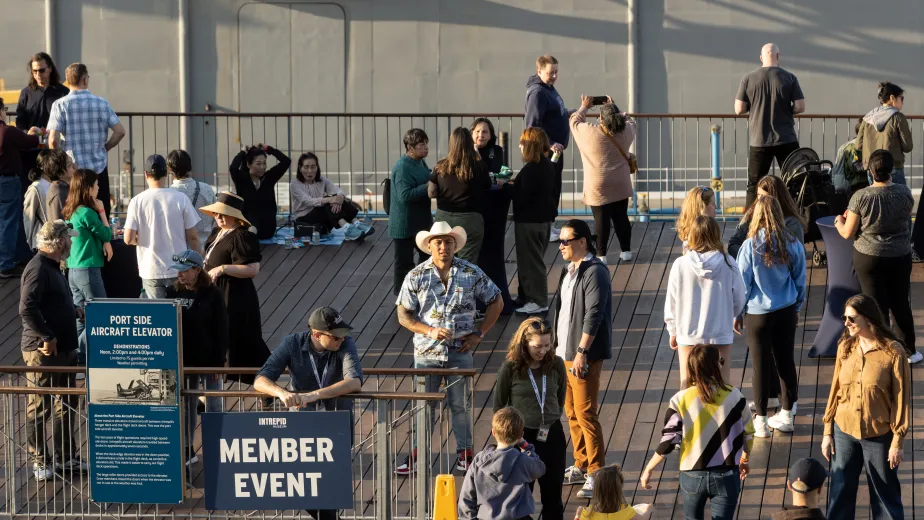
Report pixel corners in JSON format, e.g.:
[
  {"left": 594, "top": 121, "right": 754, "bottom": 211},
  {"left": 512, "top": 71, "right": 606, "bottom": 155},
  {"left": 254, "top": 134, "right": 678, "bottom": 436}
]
[
  {"left": 458, "top": 407, "right": 547, "bottom": 520},
  {"left": 772, "top": 457, "right": 827, "bottom": 519}
]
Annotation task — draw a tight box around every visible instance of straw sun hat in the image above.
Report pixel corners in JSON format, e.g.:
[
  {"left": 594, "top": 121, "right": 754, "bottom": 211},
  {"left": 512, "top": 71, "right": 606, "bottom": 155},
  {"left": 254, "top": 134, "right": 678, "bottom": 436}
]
[{"left": 200, "top": 192, "right": 252, "bottom": 226}]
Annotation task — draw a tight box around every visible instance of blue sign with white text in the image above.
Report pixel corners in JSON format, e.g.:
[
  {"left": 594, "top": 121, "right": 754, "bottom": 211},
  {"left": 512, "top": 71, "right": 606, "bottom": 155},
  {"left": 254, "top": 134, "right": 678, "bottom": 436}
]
[
  {"left": 86, "top": 300, "right": 184, "bottom": 504},
  {"left": 202, "top": 411, "right": 353, "bottom": 511}
]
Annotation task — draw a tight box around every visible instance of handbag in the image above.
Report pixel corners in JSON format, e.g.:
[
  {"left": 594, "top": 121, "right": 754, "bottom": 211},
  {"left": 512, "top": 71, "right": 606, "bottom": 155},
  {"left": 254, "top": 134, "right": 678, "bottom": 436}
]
[
  {"left": 382, "top": 178, "right": 391, "bottom": 215},
  {"left": 602, "top": 126, "right": 638, "bottom": 174}
]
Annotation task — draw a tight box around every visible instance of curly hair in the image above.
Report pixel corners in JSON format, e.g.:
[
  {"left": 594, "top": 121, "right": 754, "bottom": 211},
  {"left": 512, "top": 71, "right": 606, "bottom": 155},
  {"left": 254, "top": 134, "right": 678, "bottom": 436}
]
[
  {"left": 433, "top": 127, "right": 479, "bottom": 181},
  {"left": 676, "top": 186, "right": 715, "bottom": 242},
  {"left": 838, "top": 294, "right": 904, "bottom": 359},
  {"left": 747, "top": 196, "right": 795, "bottom": 267},
  {"left": 505, "top": 317, "right": 555, "bottom": 377}
]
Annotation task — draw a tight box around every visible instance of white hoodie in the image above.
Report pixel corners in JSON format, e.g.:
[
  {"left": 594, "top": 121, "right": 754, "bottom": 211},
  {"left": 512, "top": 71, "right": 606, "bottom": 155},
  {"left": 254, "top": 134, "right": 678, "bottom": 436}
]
[{"left": 664, "top": 250, "right": 747, "bottom": 346}]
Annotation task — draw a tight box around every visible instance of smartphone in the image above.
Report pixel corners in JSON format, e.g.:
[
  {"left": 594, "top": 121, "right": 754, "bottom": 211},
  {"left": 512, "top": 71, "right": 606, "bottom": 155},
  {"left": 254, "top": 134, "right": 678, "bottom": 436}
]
[{"left": 591, "top": 96, "right": 609, "bottom": 106}]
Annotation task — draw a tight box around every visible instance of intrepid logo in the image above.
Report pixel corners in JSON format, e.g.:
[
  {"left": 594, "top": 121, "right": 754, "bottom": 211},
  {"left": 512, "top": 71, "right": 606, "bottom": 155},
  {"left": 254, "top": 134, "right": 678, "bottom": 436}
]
[{"left": 259, "top": 417, "right": 287, "bottom": 428}]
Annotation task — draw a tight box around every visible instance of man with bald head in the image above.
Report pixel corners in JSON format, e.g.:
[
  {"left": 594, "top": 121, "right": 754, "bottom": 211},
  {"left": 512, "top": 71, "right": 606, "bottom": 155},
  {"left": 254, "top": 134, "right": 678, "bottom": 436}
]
[{"left": 735, "top": 43, "right": 806, "bottom": 209}]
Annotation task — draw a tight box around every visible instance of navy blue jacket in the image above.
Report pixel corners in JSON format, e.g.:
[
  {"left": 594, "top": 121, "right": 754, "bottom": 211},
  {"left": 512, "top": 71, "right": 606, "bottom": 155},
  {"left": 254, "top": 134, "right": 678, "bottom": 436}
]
[{"left": 524, "top": 75, "right": 570, "bottom": 149}]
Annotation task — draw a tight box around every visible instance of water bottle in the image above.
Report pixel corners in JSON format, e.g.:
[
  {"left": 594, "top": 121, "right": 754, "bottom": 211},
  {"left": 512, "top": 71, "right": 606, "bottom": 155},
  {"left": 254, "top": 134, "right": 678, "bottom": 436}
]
[
  {"left": 110, "top": 216, "right": 120, "bottom": 231},
  {"left": 311, "top": 229, "right": 321, "bottom": 245}
]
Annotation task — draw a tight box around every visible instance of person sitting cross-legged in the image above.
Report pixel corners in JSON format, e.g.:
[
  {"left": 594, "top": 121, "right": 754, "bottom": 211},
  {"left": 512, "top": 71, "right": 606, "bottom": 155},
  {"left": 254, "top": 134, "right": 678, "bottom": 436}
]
[{"left": 290, "top": 152, "right": 373, "bottom": 241}]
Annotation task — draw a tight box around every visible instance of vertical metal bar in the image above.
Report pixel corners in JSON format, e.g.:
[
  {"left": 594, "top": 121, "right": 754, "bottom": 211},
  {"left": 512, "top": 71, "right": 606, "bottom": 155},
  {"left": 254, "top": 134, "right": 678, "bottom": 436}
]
[
  {"left": 375, "top": 400, "right": 392, "bottom": 520},
  {"left": 415, "top": 377, "right": 428, "bottom": 520}
]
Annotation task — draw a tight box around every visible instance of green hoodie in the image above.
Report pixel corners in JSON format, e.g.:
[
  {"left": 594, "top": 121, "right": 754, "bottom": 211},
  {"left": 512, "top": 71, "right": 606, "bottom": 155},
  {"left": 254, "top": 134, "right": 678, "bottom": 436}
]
[{"left": 66, "top": 205, "right": 112, "bottom": 269}]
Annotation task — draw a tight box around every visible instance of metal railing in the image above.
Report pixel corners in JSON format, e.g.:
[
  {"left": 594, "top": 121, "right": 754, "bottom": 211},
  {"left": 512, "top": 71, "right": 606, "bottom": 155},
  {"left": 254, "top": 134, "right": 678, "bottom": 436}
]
[
  {"left": 0, "top": 366, "right": 477, "bottom": 520},
  {"left": 78, "top": 112, "right": 924, "bottom": 220}
]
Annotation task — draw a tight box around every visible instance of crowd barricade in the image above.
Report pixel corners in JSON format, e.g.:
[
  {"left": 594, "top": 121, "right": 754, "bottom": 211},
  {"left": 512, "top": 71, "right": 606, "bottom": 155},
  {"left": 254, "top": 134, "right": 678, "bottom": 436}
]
[
  {"left": 52, "top": 111, "right": 918, "bottom": 220},
  {"left": 0, "top": 366, "right": 476, "bottom": 520}
]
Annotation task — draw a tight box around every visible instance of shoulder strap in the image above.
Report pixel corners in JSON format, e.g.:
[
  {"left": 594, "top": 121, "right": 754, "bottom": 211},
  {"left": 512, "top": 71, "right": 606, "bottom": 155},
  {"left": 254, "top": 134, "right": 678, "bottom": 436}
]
[
  {"left": 192, "top": 181, "right": 201, "bottom": 206},
  {"left": 601, "top": 125, "right": 630, "bottom": 161}
]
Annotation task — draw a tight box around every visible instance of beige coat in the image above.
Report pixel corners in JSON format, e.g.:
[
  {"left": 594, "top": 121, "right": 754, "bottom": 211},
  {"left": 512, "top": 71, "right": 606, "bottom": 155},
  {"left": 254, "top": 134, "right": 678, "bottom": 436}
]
[{"left": 570, "top": 109, "right": 637, "bottom": 206}]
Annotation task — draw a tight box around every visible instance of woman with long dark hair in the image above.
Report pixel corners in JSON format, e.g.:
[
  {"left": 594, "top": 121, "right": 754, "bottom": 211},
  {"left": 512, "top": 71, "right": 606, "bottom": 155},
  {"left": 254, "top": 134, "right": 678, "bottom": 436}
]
[
  {"left": 822, "top": 294, "right": 909, "bottom": 519},
  {"left": 428, "top": 127, "right": 492, "bottom": 262},
  {"left": 571, "top": 95, "right": 637, "bottom": 263},
  {"left": 735, "top": 196, "right": 806, "bottom": 437},
  {"left": 470, "top": 117, "right": 505, "bottom": 174},
  {"left": 23, "top": 149, "right": 74, "bottom": 249},
  {"left": 290, "top": 152, "right": 372, "bottom": 240},
  {"left": 857, "top": 82, "right": 912, "bottom": 186},
  {"left": 728, "top": 175, "right": 806, "bottom": 258},
  {"left": 493, "top": 317, "right": 567, "bottom": 520},
  {"left": 836, "top": 149, "right": 919, "bottom": 364},
  {"left": 62, "top": 168, "right": 112, "bottom": 361},
  {"left": 229, "top": 143, "right": 291, "bottom": 239},
  {"left": 640, "top": 345, "right": 753, "bottom": 520}
]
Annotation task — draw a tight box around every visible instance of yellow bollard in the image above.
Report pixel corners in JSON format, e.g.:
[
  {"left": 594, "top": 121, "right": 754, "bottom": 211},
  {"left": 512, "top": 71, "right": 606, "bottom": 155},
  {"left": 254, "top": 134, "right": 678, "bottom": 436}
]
[{"left": 433, "top": 474, "right": 458, "bottom": 520}]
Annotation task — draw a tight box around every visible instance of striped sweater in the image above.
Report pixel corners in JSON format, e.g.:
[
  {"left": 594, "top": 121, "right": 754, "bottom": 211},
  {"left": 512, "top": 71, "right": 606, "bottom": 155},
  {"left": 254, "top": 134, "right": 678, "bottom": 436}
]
[{"left": 656, "top": 385, "right": 755, "bottom": 471}]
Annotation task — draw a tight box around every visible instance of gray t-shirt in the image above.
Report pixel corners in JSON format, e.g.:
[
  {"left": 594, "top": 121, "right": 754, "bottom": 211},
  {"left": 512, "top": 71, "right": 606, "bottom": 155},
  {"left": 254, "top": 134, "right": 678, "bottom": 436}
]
[
  {"left": 736, "top": 67, "right": 804, "bottom": 147},
  {"left": 848, "top": 184, "right": 913, "bottom": 257}
]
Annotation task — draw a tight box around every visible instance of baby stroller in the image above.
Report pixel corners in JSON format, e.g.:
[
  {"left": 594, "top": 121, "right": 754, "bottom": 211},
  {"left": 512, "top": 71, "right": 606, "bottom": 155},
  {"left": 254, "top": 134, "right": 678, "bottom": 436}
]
[{"left": 779, "top": 148, "right": 835, "bottom": 266}]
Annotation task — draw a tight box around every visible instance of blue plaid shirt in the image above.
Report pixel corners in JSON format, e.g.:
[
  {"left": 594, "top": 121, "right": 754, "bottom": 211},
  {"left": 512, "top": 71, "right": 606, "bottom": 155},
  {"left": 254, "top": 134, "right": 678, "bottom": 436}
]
[
  {"left": 396, "top": 257, "right": 501, "bottom": 361},
  {"left": 47, "top": 89, "right": 120, "bottom": 173}
]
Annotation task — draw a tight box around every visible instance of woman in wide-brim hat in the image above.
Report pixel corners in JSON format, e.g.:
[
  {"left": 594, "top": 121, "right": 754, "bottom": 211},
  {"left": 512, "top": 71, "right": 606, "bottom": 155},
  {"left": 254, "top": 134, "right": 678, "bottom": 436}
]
[{"left": 200, "top": 192, "right": 270, "bottom": 384}]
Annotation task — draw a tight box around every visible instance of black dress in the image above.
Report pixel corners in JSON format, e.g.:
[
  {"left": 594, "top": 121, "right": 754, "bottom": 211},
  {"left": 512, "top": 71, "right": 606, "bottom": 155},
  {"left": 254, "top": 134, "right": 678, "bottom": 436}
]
[{"left": 204, "top": 226, "right": 270, "bottom": 383}]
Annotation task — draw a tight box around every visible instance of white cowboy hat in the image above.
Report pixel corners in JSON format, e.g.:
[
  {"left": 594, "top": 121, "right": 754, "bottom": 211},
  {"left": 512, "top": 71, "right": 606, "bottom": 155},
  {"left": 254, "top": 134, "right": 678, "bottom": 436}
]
[{"left": 415, "top": 221, "right": 467, "bottom": 254}]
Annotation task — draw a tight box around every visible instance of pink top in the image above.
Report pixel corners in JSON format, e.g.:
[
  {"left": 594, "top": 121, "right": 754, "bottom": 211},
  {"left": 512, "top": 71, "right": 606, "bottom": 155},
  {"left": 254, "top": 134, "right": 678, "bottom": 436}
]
[{"left": 570, "top": 110, "right": 637, "bottom": 206}]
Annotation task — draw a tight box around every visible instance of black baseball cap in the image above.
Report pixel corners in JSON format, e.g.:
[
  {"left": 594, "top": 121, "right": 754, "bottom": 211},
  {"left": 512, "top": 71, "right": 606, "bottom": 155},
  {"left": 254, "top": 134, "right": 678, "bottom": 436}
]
[
  {"left": 789, "top": 458, "right": 827, "bottom": 493},
  {"left": 144, "top": 154, "right": 167, "bottom": 175},
  {"left": 308, "top": 307, "right": 353, "bottom": 338}
]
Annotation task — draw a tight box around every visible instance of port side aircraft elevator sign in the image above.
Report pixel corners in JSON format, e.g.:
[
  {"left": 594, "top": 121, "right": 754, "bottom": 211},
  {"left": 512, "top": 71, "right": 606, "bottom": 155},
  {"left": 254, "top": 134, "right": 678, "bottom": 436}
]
[
  {"left": 85, "top": 300, "right": 184, "bottom": 504},
  {"left": 201, "top": 411, "right": 353, "bottom": 510}
]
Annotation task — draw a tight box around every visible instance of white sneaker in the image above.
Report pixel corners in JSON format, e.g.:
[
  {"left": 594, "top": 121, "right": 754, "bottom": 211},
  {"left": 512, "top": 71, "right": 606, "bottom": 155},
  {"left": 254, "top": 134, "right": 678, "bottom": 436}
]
[
  {"left": 596, "top": 255, "right": 607, "bottom": 265},
  {"left": 753, "top": 416, "right": 771, "bottom": 438},
  {"left": 549, "top": 228, "right": 560, "bottom": 243},
  {"left": 909, "top": 352, "right": 923, "bottom": 364},
  {"left": 767, "top": 409, "right": 794, "bottom": 433},
  {"left": 562, "top": 465, "right": 586, "bottom": 485},
  {"left": 33, "top": 463, "right": 53, "bottom": 481},
  {"left": 749, "top": 398, "right": 780, "bottom": 412},
  {"left": 577, "top": 475, "right": 594, "bottom": 498},
  {"left": 515, "top": 302, "right": 549, "bottom": 315},
  {"left": 619, "top": 251, "right": 633, "bottom": 262}
]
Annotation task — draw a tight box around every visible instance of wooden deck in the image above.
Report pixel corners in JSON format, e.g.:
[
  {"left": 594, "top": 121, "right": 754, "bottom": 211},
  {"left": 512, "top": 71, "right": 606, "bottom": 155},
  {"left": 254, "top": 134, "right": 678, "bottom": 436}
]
[{"left": 2, "top": 220, "right": 924, "bottom": 519}]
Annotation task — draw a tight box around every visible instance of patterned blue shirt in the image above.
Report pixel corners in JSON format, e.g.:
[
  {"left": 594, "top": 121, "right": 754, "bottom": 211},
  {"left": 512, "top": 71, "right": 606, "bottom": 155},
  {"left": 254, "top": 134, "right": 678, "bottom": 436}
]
[
  {"left": 396, "top": 257, "right": 501, "bottom": 361},
  {"left": 47, "top": 89, "right": 120, "bottom": 173}
]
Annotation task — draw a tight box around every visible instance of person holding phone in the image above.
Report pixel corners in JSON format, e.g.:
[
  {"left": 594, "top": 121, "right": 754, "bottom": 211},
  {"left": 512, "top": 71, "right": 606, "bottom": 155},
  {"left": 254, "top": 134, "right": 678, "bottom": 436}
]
[{"left": 549, "top": 219, "right": 612, "bottom": 499}]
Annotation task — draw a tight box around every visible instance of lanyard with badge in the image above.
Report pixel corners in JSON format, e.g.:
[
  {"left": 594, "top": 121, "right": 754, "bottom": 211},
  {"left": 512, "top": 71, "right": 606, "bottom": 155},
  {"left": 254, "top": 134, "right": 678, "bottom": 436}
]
[
  {"left": 527, "top": 368, "right": 549, "bottom": 441},
  {"left": 308, "top": 350, "right": 328, "bottom": 411}
]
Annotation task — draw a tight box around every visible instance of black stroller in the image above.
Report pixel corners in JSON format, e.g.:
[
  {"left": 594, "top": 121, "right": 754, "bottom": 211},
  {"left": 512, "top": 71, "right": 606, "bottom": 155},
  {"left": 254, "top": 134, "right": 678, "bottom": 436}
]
[{"left": 779, "top": 148, "right": 835, "bottom": 266}]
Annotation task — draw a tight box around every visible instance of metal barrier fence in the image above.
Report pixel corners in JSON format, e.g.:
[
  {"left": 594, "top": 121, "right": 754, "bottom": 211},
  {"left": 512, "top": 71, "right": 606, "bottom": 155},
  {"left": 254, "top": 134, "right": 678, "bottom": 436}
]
[
  {"left": 0, "top": 366, "right": 477, "bottom": 520},
  {"left": 79, "top": 112, "right": 924, "bottom": 220}
]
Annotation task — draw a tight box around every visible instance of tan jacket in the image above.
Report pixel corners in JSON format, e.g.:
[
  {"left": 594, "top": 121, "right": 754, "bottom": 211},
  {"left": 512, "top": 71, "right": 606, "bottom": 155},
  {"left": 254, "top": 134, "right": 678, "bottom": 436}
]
[
  {"left": 570, "top": 109, "right": 636, "bottom": 206},
  {"left": 823, "top": 339, "right": 910, "bottom": 450},
  {"left": 857, "top": 111, "right": 912, "bottom": 169}
]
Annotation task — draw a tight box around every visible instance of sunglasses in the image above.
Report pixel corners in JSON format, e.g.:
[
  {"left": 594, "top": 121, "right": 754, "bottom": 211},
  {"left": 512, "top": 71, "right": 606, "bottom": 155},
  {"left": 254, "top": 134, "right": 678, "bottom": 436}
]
[
  {"left": 32, "top": 67, "right": 47, "bottom": 74},
  {"left": 842, "top": 315, "right": 858, "bottom": 324},
  {"left": 559, "top": 236, "right": 584, "bottom": 246},
  {"left": 528, "top": 319, "right": 552, "bottom": 331},
  {"left": 171, "top": 254, "right": 200, "bottom": 267},
  {"left": 317, "top": 331, "right": 344, "bottom": 341}
]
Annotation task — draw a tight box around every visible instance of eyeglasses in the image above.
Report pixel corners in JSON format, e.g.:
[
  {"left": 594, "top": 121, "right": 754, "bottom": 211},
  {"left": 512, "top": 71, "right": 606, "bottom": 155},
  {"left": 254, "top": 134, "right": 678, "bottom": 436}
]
[
  {"left": 32, "top": 67, "right": 47, "bottom": 74},
  {"left": 842, "top": 315, "right": 858, "bottom": 324}
]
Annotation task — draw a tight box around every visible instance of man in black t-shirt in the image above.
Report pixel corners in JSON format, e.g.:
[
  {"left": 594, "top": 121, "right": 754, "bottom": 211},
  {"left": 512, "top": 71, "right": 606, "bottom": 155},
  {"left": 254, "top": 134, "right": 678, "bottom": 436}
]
[{"left": 735, "top": 43, "right": 806, "bottom": 210}]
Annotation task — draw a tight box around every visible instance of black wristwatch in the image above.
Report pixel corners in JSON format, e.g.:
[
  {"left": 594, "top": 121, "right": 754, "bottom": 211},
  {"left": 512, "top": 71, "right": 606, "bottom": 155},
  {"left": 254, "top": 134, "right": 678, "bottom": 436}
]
[{"left": 576, "top": 347, "right": 588, "bottom": 355}]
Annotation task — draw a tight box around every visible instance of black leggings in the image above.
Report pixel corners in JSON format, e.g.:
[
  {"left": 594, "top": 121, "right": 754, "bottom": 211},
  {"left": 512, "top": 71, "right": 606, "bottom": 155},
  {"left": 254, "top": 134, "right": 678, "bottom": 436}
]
[
  {"left": 295, "top": 202, "right": 359, "bottom": 234},
  {"left": 745, "top": 304, "right": 799, "bottom": 416},
  {"left": 746, "top": 142, "right": 801, "bottom": 210},
  {"left": 523, "top": 420, "right": 566, "bottom": 520},
  {"left": 590, "top": 199, "right": 631, "bottom": 256},
  {"left": 853, "top": 251, "right": 916, "bottom": 354}
]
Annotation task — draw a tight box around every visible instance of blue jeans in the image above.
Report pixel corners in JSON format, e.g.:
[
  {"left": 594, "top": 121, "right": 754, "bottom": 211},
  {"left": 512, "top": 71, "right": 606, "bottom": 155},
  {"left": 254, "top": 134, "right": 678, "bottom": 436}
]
[
  {"left": 414, "top": 350, "right": 473, "bottom": 452},
  {"left": 868, "top": 167, "right": 905, "bottom": 186},
  {"left": 680, "top": 468, "right": 740, "bottom": 520},
  {"left": 68, "top": 267, "right": 106, "bottom": 359},
  {"left": 828, "top": 423, "right": 904, "bottom": 520},
  {"left": 0, "top": 175, "right": 24, "bottom": 271},
  {"left": 143, "top": 277, "right": 177, "bottom": 299}
]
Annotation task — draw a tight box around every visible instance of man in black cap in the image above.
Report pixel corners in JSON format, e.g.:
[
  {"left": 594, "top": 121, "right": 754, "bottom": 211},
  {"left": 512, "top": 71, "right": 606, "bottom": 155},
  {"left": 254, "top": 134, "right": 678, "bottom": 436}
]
[
  {"left": 124, "top": 154, "right": 201, "bottom": 298},
  {"left": 772, "top": 457, "right": 827, "bottom": 519},
  {"left": 255, "top": 306, "right": 363, "bottom": 412}
]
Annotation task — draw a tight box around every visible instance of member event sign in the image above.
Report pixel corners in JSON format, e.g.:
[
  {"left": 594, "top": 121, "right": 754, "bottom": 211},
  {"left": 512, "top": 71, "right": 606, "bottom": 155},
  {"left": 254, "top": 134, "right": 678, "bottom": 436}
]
[
  {"left": 85, "top": 300, "right": 184, "bottom": 504},
  {"left": 201, "top": 411, "right": 353, "bottom": 510}
]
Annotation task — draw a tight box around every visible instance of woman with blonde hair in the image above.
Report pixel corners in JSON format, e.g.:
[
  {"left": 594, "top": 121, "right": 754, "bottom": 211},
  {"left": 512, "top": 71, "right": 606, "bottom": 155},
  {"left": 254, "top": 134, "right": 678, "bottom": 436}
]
[
  {"left": 735, "top": 196, "right": 806, "bottom": 437},
  {"left": 822, "top": 293, "right": 909, "bottom": 519},
  {"left": 505, "top": 127, "right": 557, "bottom": 315},
  {"left": 428, "top": 127, "right": 492, "bottom": 262},
  {"left": 640, "top": 345, "right": 753, "bottom": 520},
  {"left": 676, "top": 185, "right": 717, "bottom": 247},
  {"left": 494, "top": 317, "right": 566, "bottom": 520},
  {"left": 665, "top": 215, "right": 746, "bottom": 389}
]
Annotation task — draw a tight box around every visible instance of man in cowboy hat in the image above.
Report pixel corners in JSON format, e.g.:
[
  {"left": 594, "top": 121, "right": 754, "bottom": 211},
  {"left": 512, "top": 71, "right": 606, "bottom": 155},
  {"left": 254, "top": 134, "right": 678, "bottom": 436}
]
[
  {"left": 395, "top": 221, "right": 503, "bottom": 475},
  {"left": 124, "top": 154, "right": 201, "bottom": 298}
]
